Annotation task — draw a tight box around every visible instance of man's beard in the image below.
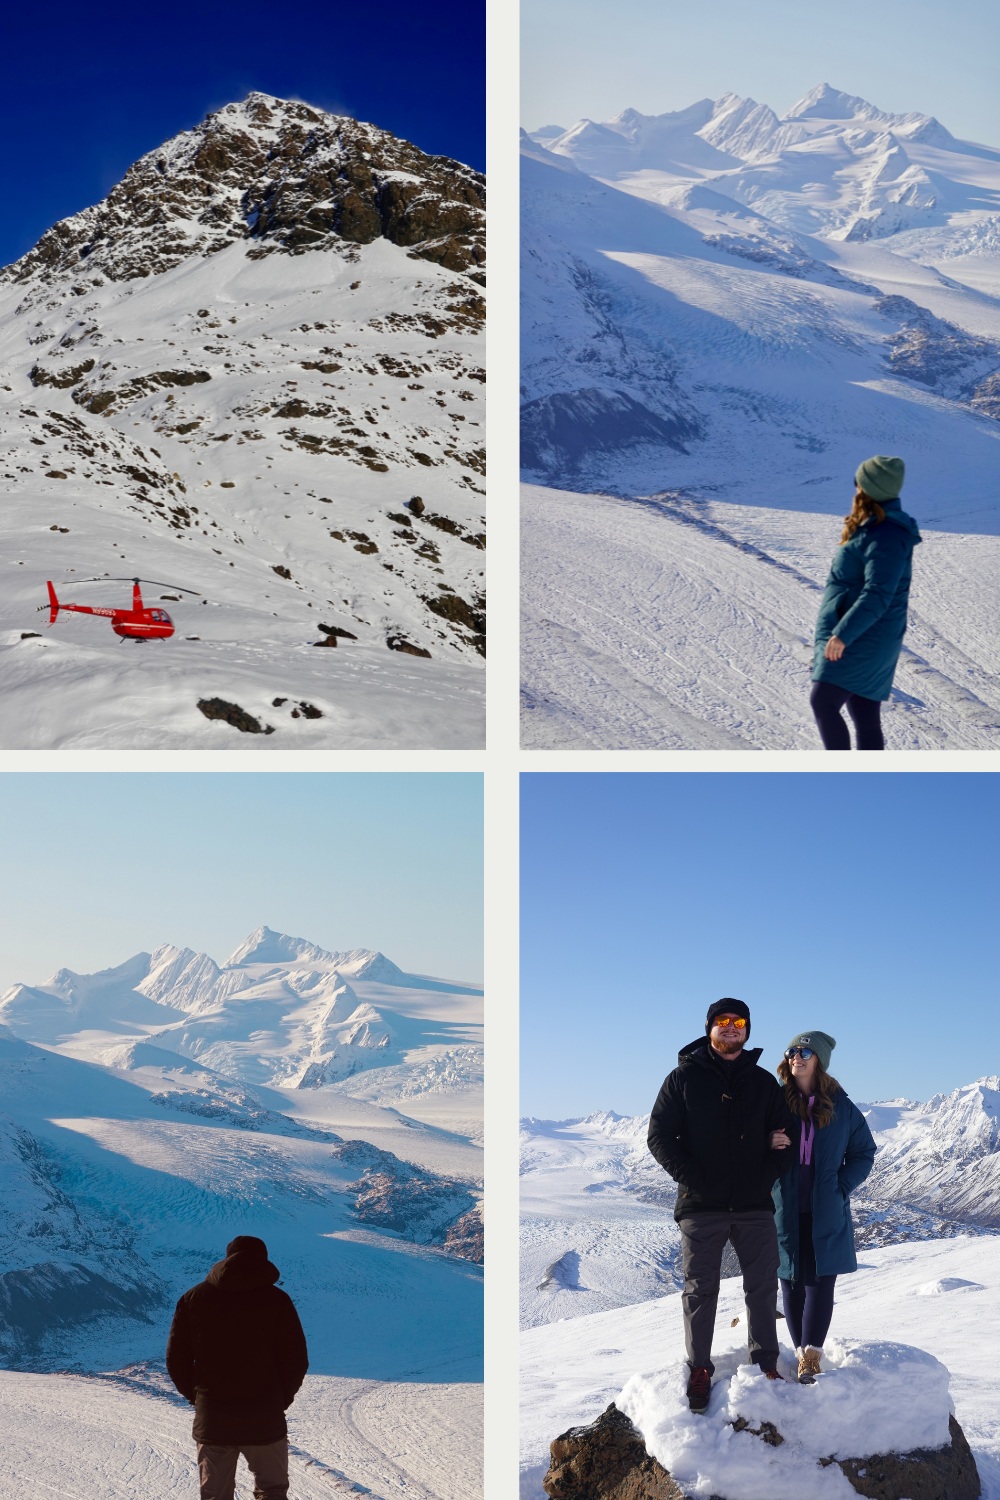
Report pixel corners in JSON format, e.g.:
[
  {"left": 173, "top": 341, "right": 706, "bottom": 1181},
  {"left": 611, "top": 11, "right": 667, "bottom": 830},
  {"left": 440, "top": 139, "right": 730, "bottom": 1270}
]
[{"left": 712, "top": 1038, "right": 744, "bottom": 1055}]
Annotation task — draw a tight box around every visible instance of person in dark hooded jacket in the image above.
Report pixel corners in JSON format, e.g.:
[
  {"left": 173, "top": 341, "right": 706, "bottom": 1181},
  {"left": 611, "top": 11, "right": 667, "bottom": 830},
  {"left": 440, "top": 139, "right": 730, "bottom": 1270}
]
[
  {"left": 810, "top": 455, "right": 922, "bottom": 751},
  {"left": 647, "top": 1000, "right": 794, "bottom": 1411},
  {"left": 166, "top": 1235, "right": 308, "bottom": 1500}
]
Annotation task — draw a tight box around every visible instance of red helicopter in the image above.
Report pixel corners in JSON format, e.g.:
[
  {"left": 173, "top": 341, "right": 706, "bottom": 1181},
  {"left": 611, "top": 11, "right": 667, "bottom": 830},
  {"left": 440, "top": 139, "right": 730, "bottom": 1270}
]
[{"left": 42, "top": 576, "right": 200, "bottom": 641}]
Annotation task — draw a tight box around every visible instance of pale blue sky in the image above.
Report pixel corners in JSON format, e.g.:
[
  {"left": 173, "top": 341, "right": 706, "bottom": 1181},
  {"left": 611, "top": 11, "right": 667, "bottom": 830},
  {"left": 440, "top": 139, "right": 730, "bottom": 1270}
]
[
  {"left": 522, "top": 0, "right": 999, "bottom": 147},
  {"left": 0, "top": 774, "right": 482, "bottom": 990},
  {"left": 521, "top": 773, "right": 999, "bottom": 1119}
]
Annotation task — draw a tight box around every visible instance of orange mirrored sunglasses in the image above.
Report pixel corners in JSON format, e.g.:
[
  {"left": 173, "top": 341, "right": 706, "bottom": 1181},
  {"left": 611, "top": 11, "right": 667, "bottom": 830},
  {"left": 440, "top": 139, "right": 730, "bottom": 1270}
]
[{"left": 713, "top": 1015, "right": 746, "bottom": 1028}]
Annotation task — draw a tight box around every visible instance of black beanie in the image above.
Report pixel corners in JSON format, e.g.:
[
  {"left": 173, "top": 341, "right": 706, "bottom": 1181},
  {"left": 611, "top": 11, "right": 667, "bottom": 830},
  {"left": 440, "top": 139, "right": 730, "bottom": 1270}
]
[
  {"left": 705, "top": 998, "right": 751, "bottom": 1037},
  {"left": 226, "top": 1235, "right": 268, "bottom": 1259}
]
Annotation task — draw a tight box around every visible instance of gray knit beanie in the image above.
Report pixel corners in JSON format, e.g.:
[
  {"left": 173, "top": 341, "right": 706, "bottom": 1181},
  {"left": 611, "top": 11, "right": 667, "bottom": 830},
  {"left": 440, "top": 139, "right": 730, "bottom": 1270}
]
[
  {"left": 785, "top": 1031, "right": 836, "bottom": 1072},
  {"left": 855, "top": 455, "right": 905, "bottom": 500}
]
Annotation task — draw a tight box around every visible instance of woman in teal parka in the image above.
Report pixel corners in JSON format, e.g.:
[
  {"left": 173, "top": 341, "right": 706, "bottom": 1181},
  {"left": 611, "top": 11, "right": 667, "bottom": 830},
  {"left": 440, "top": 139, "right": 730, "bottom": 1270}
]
[
  {"left": 811, "top": 455, "right": 922, "bottom": 751},
  {"left": 771, "top": 1031, "right": 875, "bottom": 1384}
]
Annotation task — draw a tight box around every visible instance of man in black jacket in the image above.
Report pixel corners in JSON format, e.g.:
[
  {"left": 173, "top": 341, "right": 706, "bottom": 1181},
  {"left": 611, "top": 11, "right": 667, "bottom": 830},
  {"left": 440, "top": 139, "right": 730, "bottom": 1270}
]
[
  {"left": 166, "top": 1235, "right": 309, "bottom": 1500},
  {"left": 647, "top": 999, "right": 793, "bottom": 1411}
]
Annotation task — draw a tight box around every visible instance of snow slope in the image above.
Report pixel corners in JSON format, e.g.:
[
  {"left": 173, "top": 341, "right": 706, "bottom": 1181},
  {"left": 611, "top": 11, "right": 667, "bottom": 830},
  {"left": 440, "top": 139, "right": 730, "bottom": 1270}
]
[
  {"left": 520, "top": 1236, "right": 1000, "bottom": 1500},
  {"left": 0, "top": 929, "right": 482, "bottom": 1494},
  {"left": 0, "top": 1370, "right": 481, "bottom": 1500},
  {"left": 1, "top": 93, "right": 486, "bottom": 748},
  {"left": 521, "top": 484, "right": 1000, "bottom": 749},
  {"left": 520, "top": 1090, "right": 1000, "bottom": 1333}
]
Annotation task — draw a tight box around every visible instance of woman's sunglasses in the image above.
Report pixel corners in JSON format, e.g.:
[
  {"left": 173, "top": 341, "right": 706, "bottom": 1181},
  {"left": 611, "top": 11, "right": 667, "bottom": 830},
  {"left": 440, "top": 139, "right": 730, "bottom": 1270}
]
[{"left": 784, "top": 1047, "right": 814, "bottom": 1061}]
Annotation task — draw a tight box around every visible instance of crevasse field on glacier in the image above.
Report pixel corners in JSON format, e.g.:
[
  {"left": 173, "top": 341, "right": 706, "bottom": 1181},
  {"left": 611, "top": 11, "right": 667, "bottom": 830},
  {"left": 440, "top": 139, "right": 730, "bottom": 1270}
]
[
  {"left": 520, "top": 85, "right": 1000, "bottom": 750},
  {"left": 0, "top": 926, "right": 483, "bottom": 1499}
]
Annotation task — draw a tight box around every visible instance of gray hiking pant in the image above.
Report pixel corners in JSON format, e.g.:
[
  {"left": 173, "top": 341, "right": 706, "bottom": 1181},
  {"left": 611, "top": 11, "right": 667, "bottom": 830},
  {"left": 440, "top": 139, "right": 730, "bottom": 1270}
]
[
  {"left": 679, "top": 1210, "right": 780, "bottom": 1375},
  {"left": 197, "top": 1439, "right": 288, "bottom": 1500}
]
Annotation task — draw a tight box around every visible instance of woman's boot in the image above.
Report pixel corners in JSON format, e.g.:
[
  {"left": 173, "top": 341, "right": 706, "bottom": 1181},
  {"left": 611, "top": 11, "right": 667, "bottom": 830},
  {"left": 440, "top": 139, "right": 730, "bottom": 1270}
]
[{"left": 797, "top": 1346, "right": 822, "bottom": 1384}]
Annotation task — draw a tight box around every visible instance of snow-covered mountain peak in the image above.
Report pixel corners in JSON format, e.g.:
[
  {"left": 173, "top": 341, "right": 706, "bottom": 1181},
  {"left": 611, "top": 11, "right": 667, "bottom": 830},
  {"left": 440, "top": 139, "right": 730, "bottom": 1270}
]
[
  {"left": 0, "top": 93, "right": 486, "bottom": 746},
  {"left": 42, "top": 952, "right": 152, "bottom": 997},
  {"left": 224, "top": 925, "right": 337, "bottom": 968},
  {"left": 3, "top": 91, "right": 485, "bottom": 290},
  {"left": 782, "top": 83, "right": 888, "bottom": 123}
]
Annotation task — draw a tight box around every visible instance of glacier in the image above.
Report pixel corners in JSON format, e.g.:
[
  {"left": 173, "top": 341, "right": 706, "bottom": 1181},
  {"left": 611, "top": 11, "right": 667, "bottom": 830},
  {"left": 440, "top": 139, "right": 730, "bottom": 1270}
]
[{"left": 521, "top": 84, "right": 1000, "bottom": 750}]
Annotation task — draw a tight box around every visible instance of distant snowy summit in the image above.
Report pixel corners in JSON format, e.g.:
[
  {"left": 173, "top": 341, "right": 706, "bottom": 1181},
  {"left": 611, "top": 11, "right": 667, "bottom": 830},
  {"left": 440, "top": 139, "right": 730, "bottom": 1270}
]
[
  {"left": 524, "top": 82, "right": 993, "bottom": 241},
  {"left": 0, "top": 928, "right": 483, "bottom": 1100},
  {"left": 222, "top": 924, "right": 405, "bottom": 980},
  {"left": 3, "top": 92, "right": 485, "bottom": 287}
]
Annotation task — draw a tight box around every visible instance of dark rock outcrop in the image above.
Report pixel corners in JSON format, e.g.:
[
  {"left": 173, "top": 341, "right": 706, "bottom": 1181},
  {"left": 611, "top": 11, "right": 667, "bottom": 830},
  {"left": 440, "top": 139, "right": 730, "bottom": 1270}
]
[
  {"left": 543, "top": 1403, "right": 981, "bottom": 1500},
  {"left": 196, "top": 698, "right": 274, "bottom": 734},
  {"left": 3, "top": 92, "right": 485, "bottom": 285}
]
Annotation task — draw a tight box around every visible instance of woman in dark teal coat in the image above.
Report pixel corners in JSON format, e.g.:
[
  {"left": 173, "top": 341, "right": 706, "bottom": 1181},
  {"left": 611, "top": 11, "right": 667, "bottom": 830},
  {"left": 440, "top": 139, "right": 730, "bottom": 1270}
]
[
  {"left": 771, "top": 1030, "right": 875, "bottom": 1383},
  {"left": 811, "top": 455, "right": 921, "bottom": 751}
]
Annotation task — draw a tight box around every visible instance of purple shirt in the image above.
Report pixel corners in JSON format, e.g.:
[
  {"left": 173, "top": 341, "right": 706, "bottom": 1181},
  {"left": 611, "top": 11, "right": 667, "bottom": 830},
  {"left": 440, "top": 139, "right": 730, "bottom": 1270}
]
[{"left": 798, "top": 1096, "right": 816, "bottom": 1209}]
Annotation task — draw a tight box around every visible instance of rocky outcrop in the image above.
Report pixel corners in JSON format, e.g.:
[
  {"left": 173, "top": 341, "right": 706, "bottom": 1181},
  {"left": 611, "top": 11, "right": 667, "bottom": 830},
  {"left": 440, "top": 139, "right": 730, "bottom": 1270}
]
[
  {"left": 2, "top": 92, "right": 485, "bottom": 286},
  {"left": 874, "top": 295, "right": 1000, "bottom": 410},
  {"left": 543, "top": 1404, "right": 981, "bottom": 1500},
  {"left": 334, "top": 1139, "right": 483, "bottom": 1262}
]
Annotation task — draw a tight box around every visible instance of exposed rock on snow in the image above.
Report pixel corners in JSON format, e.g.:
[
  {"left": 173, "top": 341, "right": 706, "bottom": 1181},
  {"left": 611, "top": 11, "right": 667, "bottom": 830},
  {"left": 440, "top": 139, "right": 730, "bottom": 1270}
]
[
  {"left": 0, "top": 94, "right": 486, "bottom": 749},
  {"left": 148, "top": 1087, "right": 342, "bottom": 1140},
  {"left": 334, "top": 1139, "right": 483, "bottom": 1262},
  {"left": 3, "top": 93, "right": 484, "bottom": 287},
  {"left": 542, "top": 1399, "right": 981, "bottom": 1500}
]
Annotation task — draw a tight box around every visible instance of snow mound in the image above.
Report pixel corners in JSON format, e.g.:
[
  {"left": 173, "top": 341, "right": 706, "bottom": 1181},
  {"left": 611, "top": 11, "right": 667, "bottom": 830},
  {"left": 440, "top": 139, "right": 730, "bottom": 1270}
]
[
  {"left": 619, "top": 1339, "right": 953, "bottom": 1499},
  {"left": 913, "top": 1277, "right": 985, "bottom": 1295}
]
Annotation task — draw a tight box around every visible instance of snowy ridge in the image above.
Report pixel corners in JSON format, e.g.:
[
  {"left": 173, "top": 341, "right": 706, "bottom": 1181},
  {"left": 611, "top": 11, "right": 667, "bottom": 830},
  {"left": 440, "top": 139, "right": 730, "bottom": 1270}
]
[
  {"left": 519, "top": 1088, "right": 1000, "bottom": 1333},
  {"left": 0, "top": 927, "right": 483, "bottom": 1118},
  {"left": 1, "top": 92, "right": 486, "bottom": 749}
]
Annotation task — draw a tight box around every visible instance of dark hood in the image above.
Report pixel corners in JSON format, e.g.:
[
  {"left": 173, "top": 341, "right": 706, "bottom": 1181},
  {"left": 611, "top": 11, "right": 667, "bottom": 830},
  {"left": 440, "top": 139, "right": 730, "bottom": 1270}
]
[
  {"left": 678, "top": 1035, "right": 763, "bottom": 1071},
  {"left": 877, "top": 499, "right": 922, "bottom": 545},
  {"left": 206, "top": 1250, "right": 281, "bottom": 1291}
]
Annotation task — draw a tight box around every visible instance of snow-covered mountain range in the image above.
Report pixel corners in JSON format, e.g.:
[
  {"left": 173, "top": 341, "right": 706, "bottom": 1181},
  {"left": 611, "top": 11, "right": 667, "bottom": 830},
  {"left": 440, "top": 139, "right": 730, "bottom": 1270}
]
[
  {"left": 0, "top": 927, "right": 482, "bottom": 1396},
  {"left": 520, "top": 1080, "right": 1000, "bottom": 1331},
  {"left": 521, "top": 83, "right": 1000, "bottom": 504},
  {"left": 520, "top": 84, "right": 1000, "bottom": 750},
  {"left": 1, "top": 93, "right": 486, "bottom": 748}
]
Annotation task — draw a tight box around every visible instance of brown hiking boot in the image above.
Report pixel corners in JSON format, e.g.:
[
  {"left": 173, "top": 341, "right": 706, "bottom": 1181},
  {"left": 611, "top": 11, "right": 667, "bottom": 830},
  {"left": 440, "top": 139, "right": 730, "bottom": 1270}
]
[
  {"left": 764, "top": 1368, "right": 784, "bottom": 1381},
  {"left": 687, "top": 1365, "right": 711, "bottom": 1412},
  {"left": 797, "top": 1346, "right": 822, "bottom": 1384}
]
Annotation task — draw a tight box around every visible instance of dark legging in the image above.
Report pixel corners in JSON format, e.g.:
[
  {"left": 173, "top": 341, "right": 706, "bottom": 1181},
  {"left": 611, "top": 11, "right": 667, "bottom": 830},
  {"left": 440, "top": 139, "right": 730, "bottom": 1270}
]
[
  {"left": 810, "top": 681, "right": 884, "bottom": 750},
  {"left": 780, "top": 1213, "right": 837, "bottom": 1350}
]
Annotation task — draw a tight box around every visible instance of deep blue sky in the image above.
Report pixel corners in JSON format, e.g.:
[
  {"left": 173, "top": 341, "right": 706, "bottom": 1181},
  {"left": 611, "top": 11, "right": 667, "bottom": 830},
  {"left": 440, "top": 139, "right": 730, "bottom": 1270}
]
[
  {"left": 521, "top": 773, "right": 999, "bottom": 1118},
  {"left": 523, "top": 0, "right": 999, "bottom": 147},
  {"left": 0, "top": 773, "right": 482, "bottom": 988},
  {"left": 2, "top": 0, "right": 484, "bottom": 270}
]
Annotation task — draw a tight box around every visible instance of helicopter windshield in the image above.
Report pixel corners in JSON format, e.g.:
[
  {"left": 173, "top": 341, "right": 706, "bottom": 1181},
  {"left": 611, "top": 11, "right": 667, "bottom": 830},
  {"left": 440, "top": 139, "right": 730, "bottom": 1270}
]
[{"left": 150, "top": 609, "right": 171, "bottom": 623}]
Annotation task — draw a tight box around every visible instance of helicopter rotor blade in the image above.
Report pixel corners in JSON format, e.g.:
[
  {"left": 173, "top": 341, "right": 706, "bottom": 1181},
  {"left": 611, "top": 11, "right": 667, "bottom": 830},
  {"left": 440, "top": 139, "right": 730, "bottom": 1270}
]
[{"left": 57, "top": 576, "right": 201, "bottom": 595}]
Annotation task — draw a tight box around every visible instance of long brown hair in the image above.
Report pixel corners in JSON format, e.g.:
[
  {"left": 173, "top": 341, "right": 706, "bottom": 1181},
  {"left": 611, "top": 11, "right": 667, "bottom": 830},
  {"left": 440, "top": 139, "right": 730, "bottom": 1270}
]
[
  {"left": 841, "top": 489, "right": 885, "bottom": 544},
  {"left": 777, "top": 1058, "right": 841, "bottom": 1130}
]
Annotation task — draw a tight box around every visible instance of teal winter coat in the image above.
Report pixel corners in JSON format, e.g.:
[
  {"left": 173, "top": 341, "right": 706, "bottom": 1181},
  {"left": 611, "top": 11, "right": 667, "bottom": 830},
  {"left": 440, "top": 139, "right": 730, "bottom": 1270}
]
[
  {"left": 812, "top": 500, "right": 922, "bottom": 701},
  {"left": 773, "top": 1089, "right": 876, "bottom": 1281}
]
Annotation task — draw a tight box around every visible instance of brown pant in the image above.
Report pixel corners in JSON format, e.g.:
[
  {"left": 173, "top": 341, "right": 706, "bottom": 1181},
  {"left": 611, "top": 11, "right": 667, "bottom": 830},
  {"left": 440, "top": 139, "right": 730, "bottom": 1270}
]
[{"left": 197, "top": 1439, "right": 288, "bottom": 1500}]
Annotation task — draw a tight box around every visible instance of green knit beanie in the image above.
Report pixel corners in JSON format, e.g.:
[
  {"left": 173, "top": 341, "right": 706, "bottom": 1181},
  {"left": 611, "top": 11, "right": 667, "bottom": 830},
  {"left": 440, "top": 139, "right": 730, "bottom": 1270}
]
[
  {"left": 786, "top": 1030, "right": 836, "bottom": 1072},
  {"left": 855, "top": 455, "right": 905, "bottom": 500}
]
